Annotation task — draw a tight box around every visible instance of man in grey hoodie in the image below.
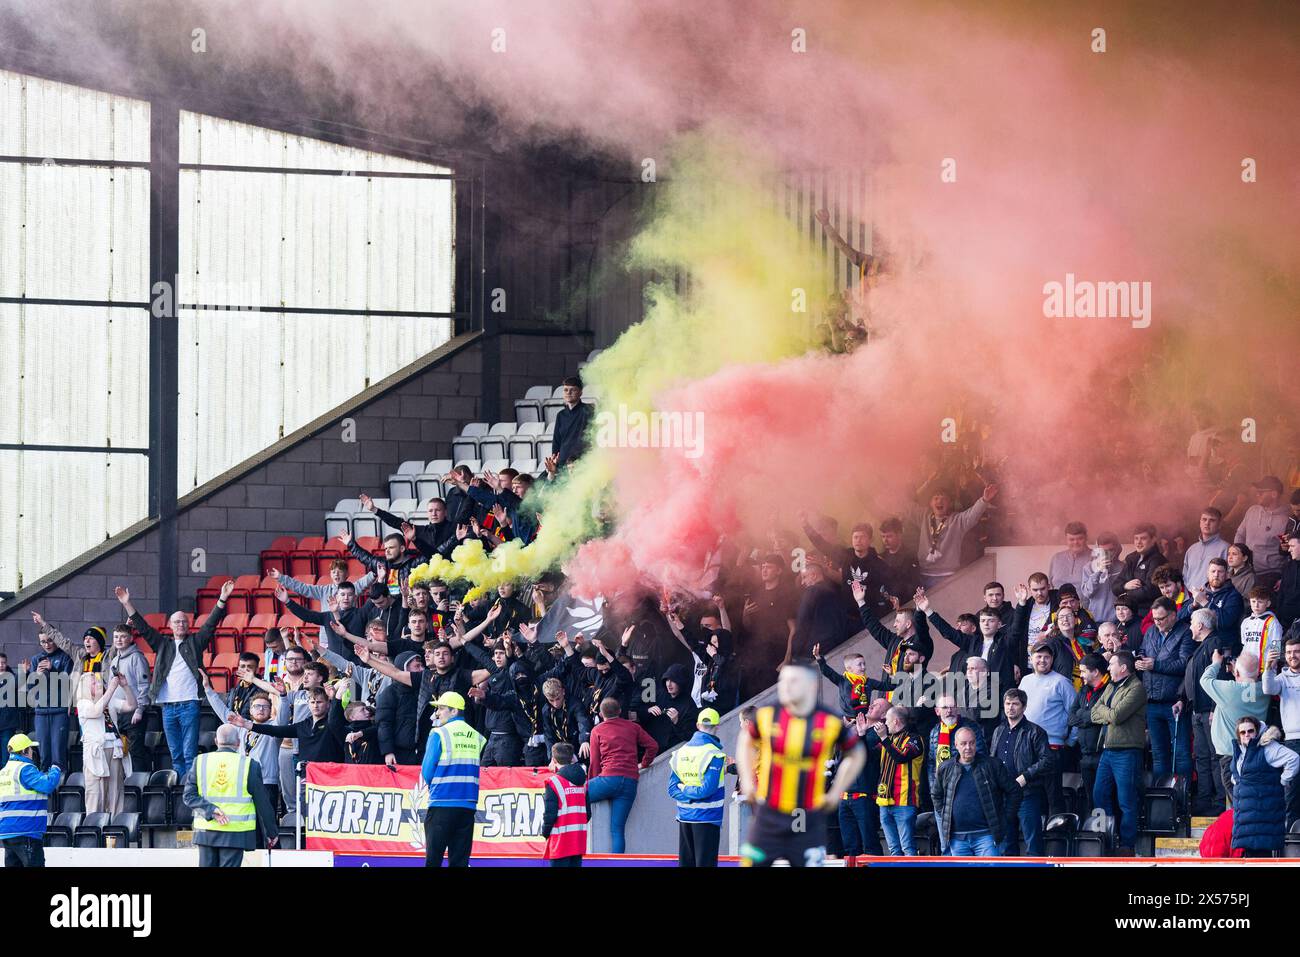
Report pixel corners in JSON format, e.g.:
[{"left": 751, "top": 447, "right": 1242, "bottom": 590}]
[{"left": 105, "top": 623, "right": 153, "bottom": 769}]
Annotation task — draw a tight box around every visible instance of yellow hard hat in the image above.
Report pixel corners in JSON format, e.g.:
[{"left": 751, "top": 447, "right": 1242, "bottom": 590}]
[
  {"left": 7, "top": 733, "right": 38, "bottom": 753},
  {"left": 433, "top": 692, "right": 466, "bottom": 711}
]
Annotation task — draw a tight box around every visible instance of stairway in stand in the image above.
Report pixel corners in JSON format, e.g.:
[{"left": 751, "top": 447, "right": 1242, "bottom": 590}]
[{"left": 1153, "top": 817, "right": 1215, "bottom": 858}]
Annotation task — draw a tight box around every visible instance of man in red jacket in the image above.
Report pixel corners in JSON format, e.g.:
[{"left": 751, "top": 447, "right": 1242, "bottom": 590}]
[{"left": 587, "top": 697, "right": 659, "bottom": 853}]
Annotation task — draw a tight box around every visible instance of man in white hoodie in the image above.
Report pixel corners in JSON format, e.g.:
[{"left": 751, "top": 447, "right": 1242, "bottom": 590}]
[{"left": 1262, "top": 634, "right": 1300, "bottom": 827}]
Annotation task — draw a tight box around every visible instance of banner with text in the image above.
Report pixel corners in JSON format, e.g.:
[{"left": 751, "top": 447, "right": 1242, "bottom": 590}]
[{"left": 303, "top": 763, "right": 551, "bottom": 857}]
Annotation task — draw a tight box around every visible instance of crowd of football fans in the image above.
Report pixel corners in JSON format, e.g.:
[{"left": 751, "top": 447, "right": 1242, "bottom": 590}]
[{"left": 5, "top": 370, "right": 1300, "bottom": 859}]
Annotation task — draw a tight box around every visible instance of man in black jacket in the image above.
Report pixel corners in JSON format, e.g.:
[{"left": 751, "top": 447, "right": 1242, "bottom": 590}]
[
  {"left": 343, "top": 530, "right": 420, "bottom": 597},
  {"left": 1112, "top": 522, "right": 1167, "bottom": 618},
  {"left": 1277, "top": 532, "right": 1300, "bottom": 629},
  {"left": 920, "top": 599, "right": 1020, "bottom": 698},
  {"left": 933, "top": 726, "right": 1022, "bottom": 856},
  {"left": 118, "top": 581, "right": 233, "bottom": 782},
  {"left": 790, "top": 561, "right": 849, "bottom": 660},
  {"left": 465, "top": 646, "right": 542, "bottom": 767},
  {"left": 552, "top": 376, "right": 594, "bottom": 468},
  {"left": 1181, "top": 607, "right": 1231, "bottom": 814},
  {"left": 360, "top": 493, "right": 458, "bottom": 561},
  {"left": 1067, "top": 653, "right": 1110, "bottom": 804},
  {"left": 851, "top": 580, "right": 933, "bottom": 690},
  {"left": 801, "top": 515, "right": 893, "bottom": 618},
  {"left": 376, "top": 652, "right": 425, "bottom": 767},
  {"left": 990, "top": 688, "right": 1053, "bottom": 856},
  {"left": 230, "top": 685, "right": 348, "bottom": 764},
  {"left": 1137, "top": 597, "right": 1195, "bottom": 778},
  {"left": 279, "top": 582, "right": 368, "bottom": 664}
]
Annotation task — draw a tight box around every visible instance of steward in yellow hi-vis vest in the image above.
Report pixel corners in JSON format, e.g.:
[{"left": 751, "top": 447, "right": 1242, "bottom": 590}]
[
  {"left": 667, "top": 709, "right": 729, "bottom": 867},
  {"left": 183, "top": 725, "right": 278, "bottom": 867}
]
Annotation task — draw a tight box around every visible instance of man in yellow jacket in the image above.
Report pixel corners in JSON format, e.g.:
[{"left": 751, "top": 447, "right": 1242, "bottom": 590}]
[{"left": 183, "top": 724, "right": 279, "bottom": 867}]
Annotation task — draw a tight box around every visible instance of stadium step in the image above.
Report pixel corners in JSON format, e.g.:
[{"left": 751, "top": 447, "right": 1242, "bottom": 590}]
[
  {"left": 1189, "top": 816, "right": 1215, "bottom": 841},
  {"left": 1154, "top": 837, "right": 1201, "bottom": 858}
]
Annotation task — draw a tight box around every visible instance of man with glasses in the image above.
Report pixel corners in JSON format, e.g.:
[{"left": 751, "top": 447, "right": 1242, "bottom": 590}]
[
  {"left": 275, "top": 646, "right": 309, "bottom": 816},
  {"left": 1135, "top": 597, "right": 1194, "bottom": 777}
]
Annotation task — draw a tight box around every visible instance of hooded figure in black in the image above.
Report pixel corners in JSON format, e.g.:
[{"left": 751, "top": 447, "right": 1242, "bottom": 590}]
[
  {"left": 478, "top": 657, "right": 549, "bottom": 767},
  {"left": 698, "top": 628, "right": 740, "bottom": 714},
  {"left": 650, "top": 663, "right": 699, "bottom": 752},
  {"left": 376, "top": 652, "right": 423, "bottom": 766}
]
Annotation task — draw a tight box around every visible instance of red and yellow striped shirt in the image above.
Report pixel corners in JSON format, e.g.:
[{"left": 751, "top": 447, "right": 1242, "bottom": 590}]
[{"left": 749, "top": 705, "right": 858, "bottom": 814}]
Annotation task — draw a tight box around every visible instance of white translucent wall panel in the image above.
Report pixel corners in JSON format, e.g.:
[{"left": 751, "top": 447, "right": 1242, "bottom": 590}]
[
  {"left": 0, "top": 305, "right": 149, "bottom": 448},
  {"left": 0, "top": 70, "right": 150, "bottom": 162},
  {"left": 180, "top": 112, "right": 449, "bottom": 173},
  {"left": 0, "top": 451, "right": 148, "bottom": 593},
  {"left": 179, "top": 171, "right": 453, "bottom": 312},
  {"left": 0, "top": 164, "right": 150, "bottom": 301},
  {"left": 177, "top": 310, "right": 452, "bottom": 494}
]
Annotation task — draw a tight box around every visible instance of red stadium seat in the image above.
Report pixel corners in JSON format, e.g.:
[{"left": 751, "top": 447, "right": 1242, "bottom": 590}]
[
  {"left": 356, "top": 537, "right": 380, "bottom": 553},
  {"left": 260, "top": 536, "right": 298, "bottom": 577},
  {"left": 143, "top": 613, "right": 168, "bottom": 631},
  {"left": 210, "top": 633, "right": 241, "bottom": 656},
  {"left": 314, "top": 546, "right": 344, "bottom": 580},
  {"left": 346, "top": 559, "right": 366, "bottom": 580},
  {"left": 195, "top": 574, "right": 225, "bottom": 615},
  {"left": 206, "top": 668, "right": 231, "bottom": 693},
  {"left": 251, "top": 577, "right": 278, "bottom": 616},
  {"left": 241, "top": 631, "right": 266, "bottom": 656},
  {"left": 249, "top": 612, "right": 277, "bottom": 631},
  {"left": 288, "top": 537, "right": 323, "bottom": 580}
]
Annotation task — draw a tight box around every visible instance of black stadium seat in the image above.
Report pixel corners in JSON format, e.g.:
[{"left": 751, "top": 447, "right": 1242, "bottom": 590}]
[
  {"left": 912, "top": 811, "right": 938, "bottom": 855},
  {"left": 44, "top": 812, "right": 81, "bottom": 848},
  {"left": 122, "top": 771, "right": 151, "bottom": 814},
  {"left": 74, "top": 811, "right": 112, "bottom": 848},
  {"left": 1043, "top": 813, "right": 1078, "bottom": 857},
  {"left": 277, "top": 812, "right": 300, "bottom": 849},
  {"left": 142, "top": 770, "right": 177, "bottom": 837},
  {"left": 1074, "top": 809, "right": 1114, "bottom": 857},
  {"left": 1142, "top": 773, "right": 1186, "bottom": 835},
  {"left": 56, "top": 772, "right": 85, "bottom": 814},
  {"left": 104, "top": 812, "right": 142, "bottom": 848}
]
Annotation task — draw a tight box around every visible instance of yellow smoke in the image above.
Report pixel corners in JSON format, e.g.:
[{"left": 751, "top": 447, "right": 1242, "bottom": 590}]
[{"left": 409, "top": 132, "right": 826, "bottom": 598}]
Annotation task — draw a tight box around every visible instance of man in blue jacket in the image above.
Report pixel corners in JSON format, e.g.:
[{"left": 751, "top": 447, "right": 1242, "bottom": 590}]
[
  {"left": 668, "top": 708, "right": 728, "bottom": 867},
  {"left": 1137, "top": 598, "right": 1195, "bottom": 778},
  {"left": 0, "top": 733, "right": 63, "bottom": 867},
  {"left": 421, "top": 692, "right": 486, "bottom": 868}
]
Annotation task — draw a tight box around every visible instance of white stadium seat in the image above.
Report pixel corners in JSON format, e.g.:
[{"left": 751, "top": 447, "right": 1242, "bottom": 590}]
[
  {"left": 387, "top": 459, "right": 425, "bottom": 501},
  {"left": 478, "top": 422, "right": 517, "bottom": 462},
  {"left": 514, "top": 385, "right": 553, "bottom": 425}
]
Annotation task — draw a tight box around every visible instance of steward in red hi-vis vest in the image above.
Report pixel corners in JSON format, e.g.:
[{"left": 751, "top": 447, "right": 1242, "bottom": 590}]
[{"left": 540, "top": 746, "right": 589, "bottom": 866}]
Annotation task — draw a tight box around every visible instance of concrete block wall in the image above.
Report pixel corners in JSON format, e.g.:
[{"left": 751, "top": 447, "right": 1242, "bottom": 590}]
[{"left": 0, "top": 332, "right": 593, "bottom": 660}]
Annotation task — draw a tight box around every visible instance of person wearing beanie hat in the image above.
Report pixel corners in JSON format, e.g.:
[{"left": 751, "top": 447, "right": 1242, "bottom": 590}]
[{"left": 30, "top": 611, "right": 105, "bottom": 674}]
